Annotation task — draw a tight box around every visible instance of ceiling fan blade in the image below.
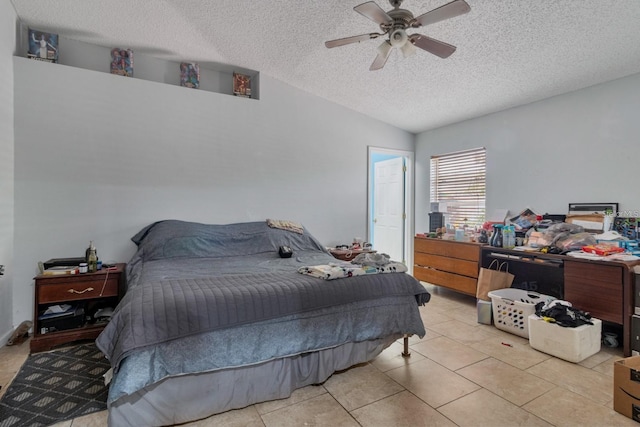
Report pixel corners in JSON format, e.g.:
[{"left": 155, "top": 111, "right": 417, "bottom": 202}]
[
  {"left": 413, "top": 0, "right": 470, "bottom": 27},
  {"left": 325, "top": 33, "right": 381, "bottom": 48},
  {"left": 370, "top": 41, "right": 392, "bottom": 71},
  {"left": 410, "top": 34, "right": 457, "bottom": 58},
  {"left": 354, "top": 1, "right": 393, "bottom": 26}
]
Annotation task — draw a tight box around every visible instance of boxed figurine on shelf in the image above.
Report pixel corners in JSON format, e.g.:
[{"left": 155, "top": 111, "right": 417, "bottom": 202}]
[
  {"left": 110, "top": 48, "right": 134, "bottom": 77},
  {"left": 180, "top": 62, "right": 200, "bottom": 89},
  {"left": 233, "top": 72, "right": 251, "bottom": 98},
  {"left": 28, "top": 28, "right": 59, "bottom": 63}
]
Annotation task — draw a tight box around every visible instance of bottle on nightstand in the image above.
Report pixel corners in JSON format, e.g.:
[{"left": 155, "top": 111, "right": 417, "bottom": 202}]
[{"left": 87, "top": 241, "right": 98, "bottom": 273}]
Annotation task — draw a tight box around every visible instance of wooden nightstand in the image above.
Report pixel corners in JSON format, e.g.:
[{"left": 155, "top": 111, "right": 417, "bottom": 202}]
[{"left": 30, "top": 263, "right": 125, "bottom": 353}]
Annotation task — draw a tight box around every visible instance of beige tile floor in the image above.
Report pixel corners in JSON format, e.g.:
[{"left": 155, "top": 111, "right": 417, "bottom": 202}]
[{"left": 1, "top": 283, "right": 635, "bottom": 427}]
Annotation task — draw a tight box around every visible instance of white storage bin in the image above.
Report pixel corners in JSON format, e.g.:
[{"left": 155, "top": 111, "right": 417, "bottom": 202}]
[
  {"left": 488, "top": 288, "right": 555, "bottom": 338},
  {"left": 528, "top": 314, "right": 602, "bottom": 362}
]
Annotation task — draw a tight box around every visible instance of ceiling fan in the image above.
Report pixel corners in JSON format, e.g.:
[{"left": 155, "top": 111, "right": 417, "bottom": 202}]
[{"left": 325, "top": 0, "right": 470, "bottom": 71}]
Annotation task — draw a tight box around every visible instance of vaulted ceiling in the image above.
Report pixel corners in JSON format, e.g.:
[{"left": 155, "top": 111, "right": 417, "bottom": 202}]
[{"left": 11, "top": 0, "right": 640, "bottom": 133}]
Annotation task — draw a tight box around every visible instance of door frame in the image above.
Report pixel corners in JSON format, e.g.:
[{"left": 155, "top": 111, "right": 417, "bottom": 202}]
[{"left": 367, "top": 146, "right": 415, "bottom": 271}]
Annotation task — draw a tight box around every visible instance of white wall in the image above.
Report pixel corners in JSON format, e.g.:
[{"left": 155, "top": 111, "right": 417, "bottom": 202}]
[
  {"left": 11, "top": 56, "right": 414, "bottom": 327},
  {"left": 415, "top": 73, "right": 640, "bottom": 234},
  {"left": 0, "top": 2, "right": 17, "bottom": 344}
]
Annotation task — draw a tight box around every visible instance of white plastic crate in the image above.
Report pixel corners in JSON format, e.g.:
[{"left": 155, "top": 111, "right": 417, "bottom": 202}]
[
  {"left": 528, "top": 314, "right": 601, "bottom": 362},
  {"left": 488, "top": 288, "right": 556, "bottom": 338}
]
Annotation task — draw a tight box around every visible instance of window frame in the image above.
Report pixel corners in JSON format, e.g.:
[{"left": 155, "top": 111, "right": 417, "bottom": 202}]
[{"left": 430, "top": 147, "right": 486, "bottom": 228}]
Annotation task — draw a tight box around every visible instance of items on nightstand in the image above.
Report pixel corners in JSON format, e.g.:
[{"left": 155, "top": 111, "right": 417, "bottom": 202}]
[
  {"left": 87, "top": 241, "right": 98, "bottom": 272},
  {"left": 38, "top": 304, "right": 85, "bottom": 334}
]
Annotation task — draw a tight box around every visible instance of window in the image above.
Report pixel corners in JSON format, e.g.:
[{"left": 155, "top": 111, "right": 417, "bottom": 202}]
[{"left": 430, "top": 147, "right": 486, "bottom": 228}]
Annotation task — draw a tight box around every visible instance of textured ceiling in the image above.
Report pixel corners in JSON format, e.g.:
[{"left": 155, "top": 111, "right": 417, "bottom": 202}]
[{"left": 11, "top": 0, "right": 640, "bottom": 134}]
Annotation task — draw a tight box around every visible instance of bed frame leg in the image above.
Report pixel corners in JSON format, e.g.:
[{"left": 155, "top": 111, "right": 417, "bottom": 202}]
[{"left": 402, "top": 334, "right": 411, "bottom": 357}]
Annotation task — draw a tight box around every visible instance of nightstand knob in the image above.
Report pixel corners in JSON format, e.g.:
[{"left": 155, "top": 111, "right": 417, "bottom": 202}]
[{"left": 67, "top": 287, "right": 94, "bottom": 294}]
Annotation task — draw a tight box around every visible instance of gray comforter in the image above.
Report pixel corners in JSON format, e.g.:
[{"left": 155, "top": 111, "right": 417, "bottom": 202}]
[{"left": 96, "top": 220, "right": 430, "bottom": 373}]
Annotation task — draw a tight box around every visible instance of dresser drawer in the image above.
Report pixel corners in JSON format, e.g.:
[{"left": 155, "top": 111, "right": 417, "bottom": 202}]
[
  {"left": 414, "top": 238, "right": 480, "bottom": 262},
  {"left": 413, "top": 265, "right": 477, "bottom": 296},
  {"left": 564, "top": 261, "right": 622, "bottom": 283},
  {"left": 37, "top": 276, "right": 119, "bottom": 304},
  {"left": 414, "top": 252, "right": 479, "bottom": 278},
  {"left": 564, "top": 260, "right": 623, "bottom": 324}
]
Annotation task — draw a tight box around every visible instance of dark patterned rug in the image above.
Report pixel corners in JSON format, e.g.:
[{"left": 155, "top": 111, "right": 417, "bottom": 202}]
[{"left": 0, "top": 343, "right": 110, "bottom": 427}]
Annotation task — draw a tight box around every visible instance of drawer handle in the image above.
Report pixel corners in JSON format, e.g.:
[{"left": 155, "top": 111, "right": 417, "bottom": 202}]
[{"left": 67, "top": 287, "right": 94, "bottom": 294}]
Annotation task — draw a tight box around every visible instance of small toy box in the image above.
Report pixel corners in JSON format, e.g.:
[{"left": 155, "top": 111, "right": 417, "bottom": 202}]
[
  {"left": 528, "top": 314, "right": 601, "bottom": 362},
  {"left": 488, "top": 288, "right": 555, "bottom": 338},
  {"left": 582, "top": 244, "right": 625, "bottom": 256}
]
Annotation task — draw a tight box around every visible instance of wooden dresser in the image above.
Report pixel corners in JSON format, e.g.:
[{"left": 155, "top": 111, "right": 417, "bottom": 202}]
[{"left": 413, "top": 237, "right": 482, "bottom": 296}]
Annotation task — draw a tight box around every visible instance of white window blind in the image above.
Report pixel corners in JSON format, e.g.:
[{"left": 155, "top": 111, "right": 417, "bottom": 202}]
[{"left": 430, "top": 147, "right": 486, "bottom": 228}]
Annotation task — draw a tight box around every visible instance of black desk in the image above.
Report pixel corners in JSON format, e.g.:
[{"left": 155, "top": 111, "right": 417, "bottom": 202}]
[{"left": 481, "top": 246, "right": 640, "bottom": 356}]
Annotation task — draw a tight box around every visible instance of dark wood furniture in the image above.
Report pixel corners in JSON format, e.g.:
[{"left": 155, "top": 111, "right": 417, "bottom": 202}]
[
  {"left": 481, "top": 247, "right": 639, "bottom": 356},
  {"left": 413, "top": 237, "right": 482, "bottom": 296},
  {"left": 329, "top": 248, "right": 376, "bottom": 261},
  {"left": 31, "top": 263, "right": 125, "bottom": 353}
]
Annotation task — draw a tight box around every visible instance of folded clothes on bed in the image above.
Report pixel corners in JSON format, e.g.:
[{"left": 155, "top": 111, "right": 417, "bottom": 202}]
[
  {"left": 298, "top": 262, "right": 408, "bottom": 280},
  {"left": 350, "top": 252, "right": 391, "bottom": 266},
  {"left": 266, "top": 219, "right": 304, "bottom": 234}
]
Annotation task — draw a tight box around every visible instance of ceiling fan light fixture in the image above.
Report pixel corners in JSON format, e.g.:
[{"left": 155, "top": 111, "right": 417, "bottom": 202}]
[
  {"left": 389, "top": 29, "right": 408, "bottom": 48},
  {"left": 325, "top": 0, "right": 470, "bottom": 71},
  {"left": 401, "top": 39, "right": 416, "bottom": 58},
  {"left": 376, "top": 40, "right": 393, "bottom": 57}
]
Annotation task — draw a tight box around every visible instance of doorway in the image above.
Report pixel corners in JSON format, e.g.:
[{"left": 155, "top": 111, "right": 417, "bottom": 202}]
[{"left": 368, "top": 147, "right": 414, "bottom": 268}]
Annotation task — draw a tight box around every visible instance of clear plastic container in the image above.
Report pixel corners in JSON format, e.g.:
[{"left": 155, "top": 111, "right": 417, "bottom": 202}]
[{"left": 502, "top": 225, "right": 515, "bottom": 249}]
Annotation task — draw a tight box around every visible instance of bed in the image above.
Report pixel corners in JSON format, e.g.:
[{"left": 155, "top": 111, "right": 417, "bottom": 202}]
[{"left": 96, "top": 220, "right": 429, "bottom": 426}]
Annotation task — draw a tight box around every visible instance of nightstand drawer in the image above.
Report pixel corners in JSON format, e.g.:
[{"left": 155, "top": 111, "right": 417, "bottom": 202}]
[{"left": 37, "top": 276, "right": 119, "bottom": 304}]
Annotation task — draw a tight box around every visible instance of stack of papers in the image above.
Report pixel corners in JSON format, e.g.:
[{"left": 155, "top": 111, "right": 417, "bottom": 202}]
[{"left": 39, "top": 304, "right": 75, "bottom": 319}]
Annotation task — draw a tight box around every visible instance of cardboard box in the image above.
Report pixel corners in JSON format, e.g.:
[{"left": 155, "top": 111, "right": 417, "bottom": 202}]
[
  {"left": 528, "top": 315, "right": 601, "bottom": 363},
  {"left": 614, "top": 356, "right": 640, "bottom": 422}
]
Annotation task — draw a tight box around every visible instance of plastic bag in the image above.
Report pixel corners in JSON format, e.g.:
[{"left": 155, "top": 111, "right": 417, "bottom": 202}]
[
  {"left": 546, "top": 222, "right": 584, "bottom": 234},
  {"left": 554, "top": 232, "right": 597, "bottom": 251},
  {"left": 526, "top": 229, "right": 554, "bottom": 248}
]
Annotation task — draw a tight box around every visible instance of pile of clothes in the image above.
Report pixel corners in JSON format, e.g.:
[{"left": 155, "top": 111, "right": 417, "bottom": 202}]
[
  {"left": 534, "top": 299, "right": 593, "bottom": 328},
  {"left": 298, "top": 252, "right": 407, "bottom": 280}
]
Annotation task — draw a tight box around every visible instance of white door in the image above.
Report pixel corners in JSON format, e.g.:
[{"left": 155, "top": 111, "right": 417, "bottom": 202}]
[{"left": 373, "top": 157, "right": 405, "bottom": 262}]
